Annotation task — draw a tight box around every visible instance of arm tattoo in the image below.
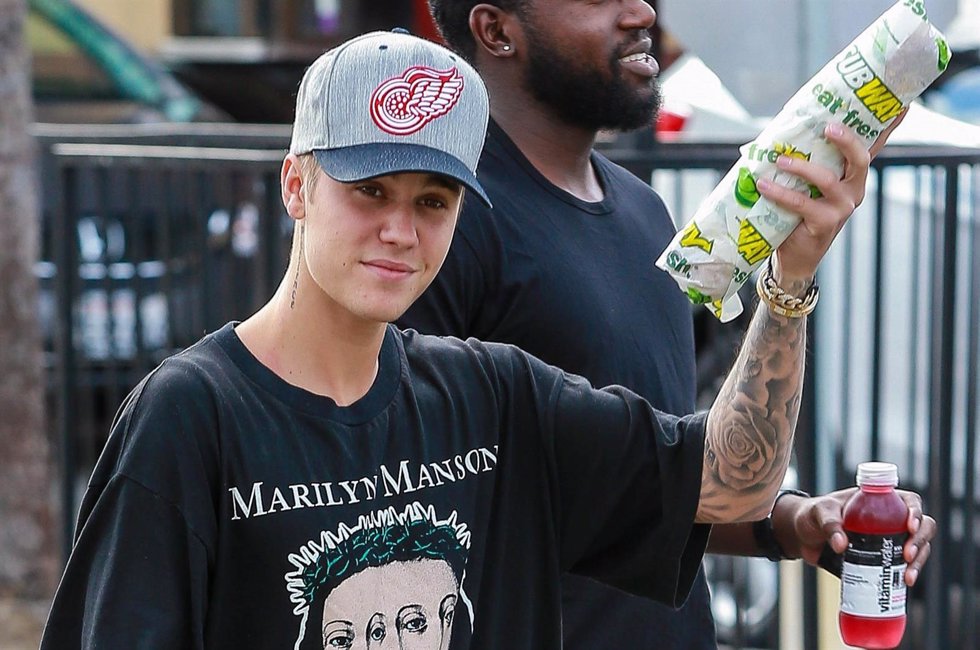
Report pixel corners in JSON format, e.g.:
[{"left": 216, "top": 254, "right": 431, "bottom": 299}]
[{"left": 698, "top": 299, "right": 807, "bottom": 523}]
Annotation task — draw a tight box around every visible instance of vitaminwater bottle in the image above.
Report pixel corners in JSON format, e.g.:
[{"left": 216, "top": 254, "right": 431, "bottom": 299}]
[{"left": 839, "top": 462, "right": 908, "bottom": 649}]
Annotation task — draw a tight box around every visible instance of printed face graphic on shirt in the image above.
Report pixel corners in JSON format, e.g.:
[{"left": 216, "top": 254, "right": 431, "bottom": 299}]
[
  {"left": 320, "top": 559, "right": 457, "bottom": 649},
  {"left": 287, "top": 502, "right": 471, "bottom": 650}
]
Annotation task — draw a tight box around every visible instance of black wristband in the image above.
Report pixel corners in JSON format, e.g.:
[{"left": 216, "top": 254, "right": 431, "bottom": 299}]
[
  {"left": 817, "top": 542, "right": 844, "bottom": 577},
  {"left": 752, "top": 516, "right": 784, "bottom": 562},
  {"left": 752, "top": 488, "right": 811, "bottom": 562}
]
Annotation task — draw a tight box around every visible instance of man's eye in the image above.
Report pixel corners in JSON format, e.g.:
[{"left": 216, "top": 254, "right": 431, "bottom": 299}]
[
  {"left": 356, "top": 185, "right": 382, "bottom": 197},
  {"left": 420, "top": 197, "right": 447, "bottom": 209}
]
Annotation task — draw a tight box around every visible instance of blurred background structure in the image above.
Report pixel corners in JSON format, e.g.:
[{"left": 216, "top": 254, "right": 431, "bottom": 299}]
[{"left": 4, "top": 1, "right": 980, "bottom": 648}]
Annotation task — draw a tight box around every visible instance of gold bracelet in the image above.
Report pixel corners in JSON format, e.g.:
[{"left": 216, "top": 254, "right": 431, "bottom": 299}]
[{"left": 755, "top": 258, "right": 819, "bottom": 318}]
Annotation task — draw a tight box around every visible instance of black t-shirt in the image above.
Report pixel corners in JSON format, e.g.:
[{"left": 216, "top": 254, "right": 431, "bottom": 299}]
[
  {"left": 40, "top": 323, "right": 707, "bottom": 649},
  {"left": 400, "top": 121, "right": 717, "bottom": 649}
]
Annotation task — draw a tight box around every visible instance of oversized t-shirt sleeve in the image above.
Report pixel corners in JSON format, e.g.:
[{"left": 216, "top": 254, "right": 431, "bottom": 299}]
[
  {"left": 40, "top": 363, "right": 218, "bottom": 649},
  {"left": 546, "top": 366, "right": 710, "bottom": 606},
  {"left": 40, "top": 477, "right": 211, "bottom": 649}
]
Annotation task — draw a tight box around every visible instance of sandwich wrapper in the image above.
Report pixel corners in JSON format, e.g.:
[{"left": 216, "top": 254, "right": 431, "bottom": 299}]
[{"left": 655, "top": 0, "right": 950, "bottom": 322}]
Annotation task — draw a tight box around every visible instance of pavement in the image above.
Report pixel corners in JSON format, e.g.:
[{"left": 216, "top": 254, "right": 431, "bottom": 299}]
[{"left": 0, "top": 596, "right": 47, "bottom": 650}]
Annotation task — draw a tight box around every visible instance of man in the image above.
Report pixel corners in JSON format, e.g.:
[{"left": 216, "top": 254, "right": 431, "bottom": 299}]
[
  {"left": 399, "top": 1, "right": 936, "bottom": 648},
  {"left": 39, "top": 29, "right": 838, "bottom": 649}
]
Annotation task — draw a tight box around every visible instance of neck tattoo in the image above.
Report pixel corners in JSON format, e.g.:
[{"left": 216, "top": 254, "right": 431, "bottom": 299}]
[{"left": 290, "top": 223, "right": 305, "bottom": 310}]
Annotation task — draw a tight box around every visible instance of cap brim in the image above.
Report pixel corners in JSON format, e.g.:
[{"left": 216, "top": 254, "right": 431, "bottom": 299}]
[{"left": 313, "top": 143, "right": 491, "bottom": 207}]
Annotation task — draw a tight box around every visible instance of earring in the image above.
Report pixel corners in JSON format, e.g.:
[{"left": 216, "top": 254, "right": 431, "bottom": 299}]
[{"left": 502, "top": 44, "right": 512, "bottom": 52}]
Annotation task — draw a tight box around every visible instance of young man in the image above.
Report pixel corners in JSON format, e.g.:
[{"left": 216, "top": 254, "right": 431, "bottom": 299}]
[
  {"left": 399, "top": 2, "right": 936, "bottom": 648},
  {"left": 40, "top": 29, "right": 813, "bottom": 649}
]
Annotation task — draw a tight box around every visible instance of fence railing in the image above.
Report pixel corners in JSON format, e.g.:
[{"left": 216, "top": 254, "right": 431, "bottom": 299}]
[{"left": 34, "top": 124, "right": 980, "bottom": 650}]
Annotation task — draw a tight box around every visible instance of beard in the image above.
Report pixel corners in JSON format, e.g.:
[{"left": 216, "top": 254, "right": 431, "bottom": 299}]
[{"left": 522, "top": 28, "right": 662, "bottom": 132}]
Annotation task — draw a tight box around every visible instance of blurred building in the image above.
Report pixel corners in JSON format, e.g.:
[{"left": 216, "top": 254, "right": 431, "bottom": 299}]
[
  {"left": 659, "top": 0, "right": 966, "bottom": 116},
  {"left": 74, "top": 0, "right": 172, "bottom": 52},
  {"left": 77, "top": 0, "right": 440, "bottom": 122}
]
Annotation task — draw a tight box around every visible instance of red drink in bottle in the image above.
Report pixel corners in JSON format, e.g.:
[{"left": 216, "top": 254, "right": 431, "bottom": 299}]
[{"left": 839, "top": 462, "right": 908, "bottom": 649}]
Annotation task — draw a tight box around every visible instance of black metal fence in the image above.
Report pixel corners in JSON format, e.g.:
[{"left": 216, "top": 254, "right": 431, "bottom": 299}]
[
  {"left": 819, "top": 152, "right": 980, "bottom": 650},
  {"left": 34, "top": 124, "right": 980, "bottom": 650},
  {"left": 33, "top": 123, "right": 295, "bottom": 552}
]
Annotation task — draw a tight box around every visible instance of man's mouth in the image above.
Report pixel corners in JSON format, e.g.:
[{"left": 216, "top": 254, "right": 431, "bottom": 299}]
[
  {"left": 364, "top": 259, "right": 417, "bottom": 280},
  {"left": 619, "top": 52, "right": 660, "bottom": 77}
]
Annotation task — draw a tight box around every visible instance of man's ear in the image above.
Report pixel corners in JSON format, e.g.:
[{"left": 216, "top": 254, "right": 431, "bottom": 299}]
[
  {"left": 281, "top": 153, "right": 307, "bottom": 221},
  {"left": 470, "top": 3, "right": 522, "bottom": 59}
]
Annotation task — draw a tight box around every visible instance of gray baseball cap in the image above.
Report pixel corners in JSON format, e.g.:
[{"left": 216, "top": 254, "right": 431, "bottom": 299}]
[{"left": 289, "top": 30, "right": 491, "bottom": 206}]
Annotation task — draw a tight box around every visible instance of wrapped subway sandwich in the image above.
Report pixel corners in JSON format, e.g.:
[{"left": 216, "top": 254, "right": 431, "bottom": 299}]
[{"left": 655, "top": 0, "right": 950, "bottom": 322}]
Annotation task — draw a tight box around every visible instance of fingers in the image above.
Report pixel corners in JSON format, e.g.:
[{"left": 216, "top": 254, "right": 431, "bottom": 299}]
[
  {"left": 825, "top": 122, "right": 873, "bottom": 188},
  {"left": 812, "top": 491, "right": 850, "bottom": 553},
  {"left": 869, "top": 108, "right": 908, "bottom": 159},
  {"left": 769, "top": 155, "right": 858, "bottom": 238},
  {"left": 759, "top": 123, "right": 871, "bottom": 208},
  {"left": 904, "top": 515, "right": 935, "bottom": 585},
  {"left": 767, "top": 155, "right": 849, "bottom": 215},
  {"left": 796, "top": 490, "right": 854, "bottom": 561},
  {"left": 899, "top": 490, "right": 936, "bottom": 586},
  {"left": 757, "top": 122, "right": 873, "bottom": 282},
  {"left": 898, "top": 489, "right": 924, "bottom": 534}
]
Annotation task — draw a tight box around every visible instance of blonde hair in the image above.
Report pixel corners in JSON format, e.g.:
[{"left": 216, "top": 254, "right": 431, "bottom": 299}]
[
  {"left": 288, "top": 154, "right": 320, "bottom": 269},
  {"left": 295, "top": 153, "right": 321, "bottom": 204}
]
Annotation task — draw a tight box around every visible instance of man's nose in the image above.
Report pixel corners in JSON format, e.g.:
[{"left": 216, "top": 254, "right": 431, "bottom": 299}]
[
  {"left": 622, "top": 0, "right": 656, "bottom": 30},
  {"left": 379, "top": 205, "right": 419, "bottom": 247}
]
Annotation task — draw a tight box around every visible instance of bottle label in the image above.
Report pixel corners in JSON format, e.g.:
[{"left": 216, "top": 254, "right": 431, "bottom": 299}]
[{"left": 840, "top": 532, "right": 908, "bottom": 618}]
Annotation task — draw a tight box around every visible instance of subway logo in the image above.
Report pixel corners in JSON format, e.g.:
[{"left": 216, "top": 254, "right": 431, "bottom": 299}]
[
  {"left": 836, "top": 46, "right": 904, "bottom": 123},
  {"left": 679, "top": 221, "right": 713, "bottom": 254},
  {"left": 737, "top": 218, "right": 772, "bottom": 266}
]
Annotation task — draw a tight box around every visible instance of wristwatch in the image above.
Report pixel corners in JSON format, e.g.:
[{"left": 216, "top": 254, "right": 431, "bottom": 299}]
[{"left": 752, "top": 488, "right": 811, "bottom": 561}]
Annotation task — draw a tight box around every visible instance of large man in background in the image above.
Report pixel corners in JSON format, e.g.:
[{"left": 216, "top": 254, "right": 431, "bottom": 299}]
[{"left": 400, "top": 1, "right": 936, "bottom": 647}]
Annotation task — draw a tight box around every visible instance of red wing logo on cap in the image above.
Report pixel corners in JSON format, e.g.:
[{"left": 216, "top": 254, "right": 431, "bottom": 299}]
[{"left": 370, "top": 66, "right": 464, "bottom": 136}]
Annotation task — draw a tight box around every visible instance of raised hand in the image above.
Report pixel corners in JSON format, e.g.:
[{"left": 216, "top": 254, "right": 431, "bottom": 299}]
[{"left": 757, "top": 109, "right": 908, "bottom": 290}]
